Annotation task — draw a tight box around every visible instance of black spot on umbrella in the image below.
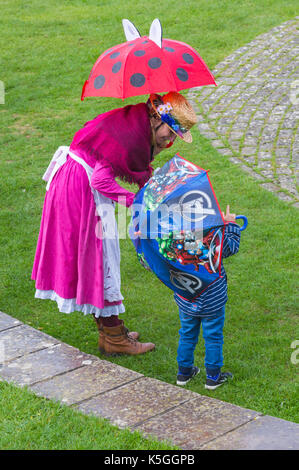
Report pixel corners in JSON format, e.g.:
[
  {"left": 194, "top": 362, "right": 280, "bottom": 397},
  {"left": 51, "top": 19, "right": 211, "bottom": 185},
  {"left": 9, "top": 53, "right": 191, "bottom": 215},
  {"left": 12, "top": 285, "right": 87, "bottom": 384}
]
[
  {"left": 128, "top": 43, "right": 135, "bottom": 46},
  {"left": 134, "top": 50, "right": 146, "bottom": 57},
  {"left": 130, "top": 73, "right": 146, "bottom": 87},
  {"left": 142, "top": 40, "right": 148, "bottom": 44},
  {"left": 148, "top": 57, "right": 162, "bottom": 69},
  {"left": 110, "top": 52, "right": 120, "bottom": 59},
  {"left": 183, "top": 53, "right": 194, "bottom": 64},
  {"left": 164, "top": 46, "right": 175, "bottom": 52},
  {"left": 112, "top": 61, "right": 122, "bottom": 73},
  {"left": 94, "top": 75, "right": 105, "bottom": 89},
  {"left": 176, "top": 67, "right": 189, "bottom": 82}
]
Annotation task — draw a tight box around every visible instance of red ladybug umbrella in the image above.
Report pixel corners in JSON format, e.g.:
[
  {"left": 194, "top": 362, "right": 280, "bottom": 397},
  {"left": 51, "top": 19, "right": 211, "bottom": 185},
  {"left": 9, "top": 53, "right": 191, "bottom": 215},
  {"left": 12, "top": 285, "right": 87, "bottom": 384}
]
[{"left": 81, "top": 19, "right": 216, "bottom": 100}]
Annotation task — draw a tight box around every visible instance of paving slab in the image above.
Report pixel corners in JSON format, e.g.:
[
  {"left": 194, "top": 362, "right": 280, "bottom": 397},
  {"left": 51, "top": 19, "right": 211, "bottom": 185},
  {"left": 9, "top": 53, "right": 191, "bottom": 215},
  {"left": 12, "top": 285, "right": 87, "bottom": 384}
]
[
  {"left": 201, "top": 415, "right": 299, "bottom": 450},
  {"left": 30, "top": 359, "right": 143, "bottom": 405},
  {"left": 135, "top": 395, "right": 261, "bottom": 450},
  {"left": 0, "top": 342, "right": 92, "bottom": 386},
  {"left": 0, "top": 324, "right": 59, "bottom": 362},
  {"left": 0, "top": 311, "right": 22, "bottom": 331},
  {"left": 75, "top": 377, "right": 198, "bottom": 429}
]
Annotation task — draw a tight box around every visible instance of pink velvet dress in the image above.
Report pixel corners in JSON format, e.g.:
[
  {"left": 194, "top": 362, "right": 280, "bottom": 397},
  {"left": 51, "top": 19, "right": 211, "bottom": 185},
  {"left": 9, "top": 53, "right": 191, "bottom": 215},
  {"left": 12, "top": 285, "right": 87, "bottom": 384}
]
[{"left": 32, "top": 103, "right": 153, "bottom": 317}]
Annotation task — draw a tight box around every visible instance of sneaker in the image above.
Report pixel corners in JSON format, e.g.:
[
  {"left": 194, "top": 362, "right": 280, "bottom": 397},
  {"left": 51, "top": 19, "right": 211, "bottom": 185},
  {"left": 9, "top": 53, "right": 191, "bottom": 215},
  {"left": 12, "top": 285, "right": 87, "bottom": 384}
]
[
  {"left": 205, "top": 372, "right": 233, "bottom": 390},
  {"left": 176, "top": 366, "right": 200, "bottom": 386}
]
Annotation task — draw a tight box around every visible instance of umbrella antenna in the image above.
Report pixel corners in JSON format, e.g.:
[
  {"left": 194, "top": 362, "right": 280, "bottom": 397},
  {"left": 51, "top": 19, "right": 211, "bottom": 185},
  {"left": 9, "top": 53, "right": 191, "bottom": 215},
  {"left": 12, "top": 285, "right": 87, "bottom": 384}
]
[
  {"left": 149, "top": 18, "right": 163, "bottom": 48},
  {"left": 122, "top": 19, "right": 141, "bottom": 41}
]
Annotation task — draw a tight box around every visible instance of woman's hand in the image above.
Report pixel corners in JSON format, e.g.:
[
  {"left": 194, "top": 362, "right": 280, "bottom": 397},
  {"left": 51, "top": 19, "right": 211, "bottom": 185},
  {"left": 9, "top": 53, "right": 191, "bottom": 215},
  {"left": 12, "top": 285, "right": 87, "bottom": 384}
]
[{"left": 222, "top": 205, "right": 236, "bottom": 223}]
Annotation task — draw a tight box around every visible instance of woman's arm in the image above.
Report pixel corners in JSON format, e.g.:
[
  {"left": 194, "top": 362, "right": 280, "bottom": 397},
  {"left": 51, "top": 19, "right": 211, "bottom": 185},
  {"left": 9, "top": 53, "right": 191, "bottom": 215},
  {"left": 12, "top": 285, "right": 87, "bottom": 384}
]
[{"left": 91, "top": 161, "right": 135, "bottom": 207}]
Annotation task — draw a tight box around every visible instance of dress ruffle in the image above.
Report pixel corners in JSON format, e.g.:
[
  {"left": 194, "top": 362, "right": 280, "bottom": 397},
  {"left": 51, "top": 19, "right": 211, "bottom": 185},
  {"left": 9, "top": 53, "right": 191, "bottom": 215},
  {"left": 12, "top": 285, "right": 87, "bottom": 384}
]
[{"left": 35, "top": 289, "right": 125, "bottom": 318}]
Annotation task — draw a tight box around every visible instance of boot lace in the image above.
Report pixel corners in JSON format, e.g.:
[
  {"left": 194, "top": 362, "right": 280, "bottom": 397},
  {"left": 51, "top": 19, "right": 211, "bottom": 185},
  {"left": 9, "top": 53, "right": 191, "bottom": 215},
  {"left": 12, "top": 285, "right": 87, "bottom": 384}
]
[{"left": 124, "top": 327, "right": 138, "bottom": 344}]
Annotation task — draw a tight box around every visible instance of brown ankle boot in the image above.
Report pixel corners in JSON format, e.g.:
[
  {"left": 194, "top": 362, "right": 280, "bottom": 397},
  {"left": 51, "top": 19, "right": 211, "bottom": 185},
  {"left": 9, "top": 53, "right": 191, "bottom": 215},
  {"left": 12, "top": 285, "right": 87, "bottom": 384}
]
[
  {"left": 98, "top": 323, "right": 155, "bottom": 356},
  {"left": 93, "top": 317, "right": 139, "bottom": 340}
]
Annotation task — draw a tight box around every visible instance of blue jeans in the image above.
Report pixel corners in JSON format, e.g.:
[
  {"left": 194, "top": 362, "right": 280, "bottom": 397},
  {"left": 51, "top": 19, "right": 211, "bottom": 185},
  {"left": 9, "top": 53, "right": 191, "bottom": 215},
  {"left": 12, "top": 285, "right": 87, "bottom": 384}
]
[{"left": 177, "top": 307, "right": 225, "bottom": 376}]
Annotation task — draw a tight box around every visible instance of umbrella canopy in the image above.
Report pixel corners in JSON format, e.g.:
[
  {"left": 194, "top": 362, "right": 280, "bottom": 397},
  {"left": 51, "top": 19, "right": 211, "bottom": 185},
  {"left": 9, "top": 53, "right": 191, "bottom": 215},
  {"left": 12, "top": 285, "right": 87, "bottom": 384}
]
[
  {"left": 81, "top": 19, "right": 216, "bottom": 100},
  {"left": 130, "top": 154, "right": 247, "bottom": 299},
  {"left": 129, "top": 155, "right": 226, "bottom": 300}
]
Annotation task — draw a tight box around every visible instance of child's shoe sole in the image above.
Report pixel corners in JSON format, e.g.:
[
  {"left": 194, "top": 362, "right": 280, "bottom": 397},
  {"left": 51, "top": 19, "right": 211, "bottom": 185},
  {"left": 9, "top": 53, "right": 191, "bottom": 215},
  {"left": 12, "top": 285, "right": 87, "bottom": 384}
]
[
  {"left": 205, "top": 372, "right": 233, "bottom": 390},
  {"left": 176, "top": 367, "right": 200, "bottom": 386}
]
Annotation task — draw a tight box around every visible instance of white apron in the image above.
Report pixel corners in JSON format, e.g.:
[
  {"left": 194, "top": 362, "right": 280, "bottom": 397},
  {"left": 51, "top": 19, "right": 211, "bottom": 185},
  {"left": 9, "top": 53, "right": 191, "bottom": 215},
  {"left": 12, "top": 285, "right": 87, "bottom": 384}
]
[{"left": 35, "top": 146, "right": 125, "bottom": 318}]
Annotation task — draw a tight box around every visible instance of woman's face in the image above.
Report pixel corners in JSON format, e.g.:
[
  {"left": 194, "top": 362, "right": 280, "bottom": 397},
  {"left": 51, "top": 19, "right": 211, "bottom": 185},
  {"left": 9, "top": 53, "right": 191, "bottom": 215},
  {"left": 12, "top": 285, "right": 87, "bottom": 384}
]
[{"left": 151, "top": 118, "right": 177, "bottom": 156}]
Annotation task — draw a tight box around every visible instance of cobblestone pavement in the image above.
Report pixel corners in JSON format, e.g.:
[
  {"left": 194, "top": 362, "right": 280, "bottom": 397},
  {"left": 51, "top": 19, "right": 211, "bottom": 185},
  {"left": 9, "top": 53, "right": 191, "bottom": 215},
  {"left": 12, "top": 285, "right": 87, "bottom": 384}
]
[{"left": 188, "top": 17, "right": 299, "bottom": 208}]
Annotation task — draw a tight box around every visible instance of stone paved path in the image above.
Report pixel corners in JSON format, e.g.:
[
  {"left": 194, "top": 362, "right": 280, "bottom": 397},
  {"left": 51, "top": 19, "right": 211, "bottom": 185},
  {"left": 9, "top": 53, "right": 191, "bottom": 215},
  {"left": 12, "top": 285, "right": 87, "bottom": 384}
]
[
  {"left": 188, "top": 17, "right": 299, "bottom": 207},
  {"left": 1, "top": 311, "right": 298, "bottom": 450}
]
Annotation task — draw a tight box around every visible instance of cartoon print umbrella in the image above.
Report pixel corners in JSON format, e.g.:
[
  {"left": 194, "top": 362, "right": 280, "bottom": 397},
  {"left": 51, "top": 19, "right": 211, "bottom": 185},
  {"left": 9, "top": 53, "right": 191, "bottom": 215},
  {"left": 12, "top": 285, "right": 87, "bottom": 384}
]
[
  {"left": 129, "top": 154, "right": 247, "bottom": 300},
  {"left": 81, "top": 19, "right": 216, "bottom": 100}
]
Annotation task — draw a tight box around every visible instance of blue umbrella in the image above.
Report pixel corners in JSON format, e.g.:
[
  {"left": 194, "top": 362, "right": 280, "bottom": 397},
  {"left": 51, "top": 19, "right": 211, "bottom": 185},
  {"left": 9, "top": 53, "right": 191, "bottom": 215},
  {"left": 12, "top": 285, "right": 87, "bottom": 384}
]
[{"left": 129, "top": 154, "right": 247, "bottom": 300}]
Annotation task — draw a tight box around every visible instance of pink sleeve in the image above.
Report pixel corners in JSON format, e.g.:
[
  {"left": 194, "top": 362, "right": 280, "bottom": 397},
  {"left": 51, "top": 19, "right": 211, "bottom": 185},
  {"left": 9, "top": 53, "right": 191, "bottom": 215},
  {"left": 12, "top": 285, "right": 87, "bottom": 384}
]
[{"left": 91, "top": 161, "right": 135, "bottom": 207}]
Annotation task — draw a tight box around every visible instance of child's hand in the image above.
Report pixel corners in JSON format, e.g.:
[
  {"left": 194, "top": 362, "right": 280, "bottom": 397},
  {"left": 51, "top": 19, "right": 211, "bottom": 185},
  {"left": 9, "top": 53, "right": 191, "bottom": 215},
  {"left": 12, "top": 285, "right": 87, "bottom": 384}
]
[{"left": 222, "top": 205, "right": 236, "bottom": 223}]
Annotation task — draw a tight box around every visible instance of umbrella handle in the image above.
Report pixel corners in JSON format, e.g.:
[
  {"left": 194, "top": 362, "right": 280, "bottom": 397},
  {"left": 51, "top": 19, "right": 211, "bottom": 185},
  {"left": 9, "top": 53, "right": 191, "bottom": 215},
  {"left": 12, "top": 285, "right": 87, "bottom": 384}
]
[{"left": 235, "top": 215, "right": 248, "bottom": 231}]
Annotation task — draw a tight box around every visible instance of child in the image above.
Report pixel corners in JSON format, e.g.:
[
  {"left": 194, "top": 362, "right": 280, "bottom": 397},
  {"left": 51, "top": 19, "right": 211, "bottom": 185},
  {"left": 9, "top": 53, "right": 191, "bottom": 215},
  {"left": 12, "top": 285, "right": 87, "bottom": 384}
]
[{"left": 175, "top": 205, "right": 241, "bottom": 389}]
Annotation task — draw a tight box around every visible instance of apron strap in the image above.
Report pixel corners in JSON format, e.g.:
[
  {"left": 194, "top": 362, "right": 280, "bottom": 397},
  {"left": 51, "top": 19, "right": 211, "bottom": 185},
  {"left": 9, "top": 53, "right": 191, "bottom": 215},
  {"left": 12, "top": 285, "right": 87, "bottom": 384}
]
[
  {"left": 43, "top": 146, "right": 70, "bottom": 191},
  {"left": 43, "top": 147, "right": 94, "bottom": 191},
  {"left": 68, "top": 151, "right": 94, "bottom": 185}
]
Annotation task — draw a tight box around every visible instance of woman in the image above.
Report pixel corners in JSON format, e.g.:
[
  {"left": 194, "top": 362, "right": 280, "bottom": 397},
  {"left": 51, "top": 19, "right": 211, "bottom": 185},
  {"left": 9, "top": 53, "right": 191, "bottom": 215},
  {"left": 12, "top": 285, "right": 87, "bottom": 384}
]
[{"left": 32, "top": 91, "right": 197, "bottom": 355}]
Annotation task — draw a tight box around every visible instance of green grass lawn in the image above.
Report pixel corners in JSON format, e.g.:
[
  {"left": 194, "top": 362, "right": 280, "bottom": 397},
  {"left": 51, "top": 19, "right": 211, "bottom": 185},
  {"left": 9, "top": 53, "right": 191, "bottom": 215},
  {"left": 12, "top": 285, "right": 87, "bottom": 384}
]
[{"left": 0, "top": 0, "right": 299, "bottom": 449}]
